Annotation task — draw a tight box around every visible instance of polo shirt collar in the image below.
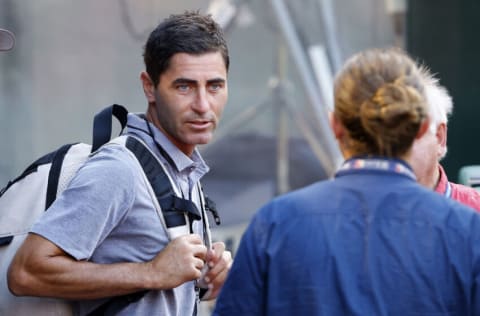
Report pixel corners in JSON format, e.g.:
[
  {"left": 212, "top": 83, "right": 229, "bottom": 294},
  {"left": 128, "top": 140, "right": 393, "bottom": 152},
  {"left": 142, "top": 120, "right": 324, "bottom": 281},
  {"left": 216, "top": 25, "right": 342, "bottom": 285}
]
[
  {"left": 434, "top": 164, "right": 449, "bottom": 195},
  {"left": 125, "top": 113, "right": 209, "bottom": 175}
]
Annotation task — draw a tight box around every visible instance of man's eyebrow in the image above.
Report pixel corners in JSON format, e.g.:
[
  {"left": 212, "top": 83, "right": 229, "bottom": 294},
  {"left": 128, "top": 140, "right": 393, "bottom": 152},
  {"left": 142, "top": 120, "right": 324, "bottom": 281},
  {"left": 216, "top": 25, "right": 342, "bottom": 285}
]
[
  {"left": 172, "top": 78, "right": 197, "bottom": 85},
  {"left": 207, "top": 78, "right": 226, "bottom": 84},
  {"left": 172, "top": 77, "right": 226, "bottom": 85}
]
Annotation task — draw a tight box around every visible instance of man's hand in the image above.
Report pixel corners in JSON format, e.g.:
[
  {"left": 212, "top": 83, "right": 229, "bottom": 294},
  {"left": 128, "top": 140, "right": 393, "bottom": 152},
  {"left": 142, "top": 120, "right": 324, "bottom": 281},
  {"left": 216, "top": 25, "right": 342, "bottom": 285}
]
[
  {"left": 147, "top": 234, "right": 208, "bottom": 289},
  {"left": 200, "top": 241, "right": 232, "bottom": 299}
]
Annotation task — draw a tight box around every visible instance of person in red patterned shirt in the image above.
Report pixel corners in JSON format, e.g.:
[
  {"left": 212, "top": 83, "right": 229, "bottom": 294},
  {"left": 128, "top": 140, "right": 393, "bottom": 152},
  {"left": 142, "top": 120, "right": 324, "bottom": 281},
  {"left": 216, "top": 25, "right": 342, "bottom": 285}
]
[{"left": 410, "top": 71, "right": 480, "bottom": 211}]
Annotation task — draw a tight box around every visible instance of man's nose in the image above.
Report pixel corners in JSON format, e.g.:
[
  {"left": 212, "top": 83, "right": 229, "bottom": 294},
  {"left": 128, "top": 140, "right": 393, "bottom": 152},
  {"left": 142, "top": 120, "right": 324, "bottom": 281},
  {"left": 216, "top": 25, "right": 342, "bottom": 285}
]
[{"left": 192, "top": 89, "right": 210, "bottom": 113}]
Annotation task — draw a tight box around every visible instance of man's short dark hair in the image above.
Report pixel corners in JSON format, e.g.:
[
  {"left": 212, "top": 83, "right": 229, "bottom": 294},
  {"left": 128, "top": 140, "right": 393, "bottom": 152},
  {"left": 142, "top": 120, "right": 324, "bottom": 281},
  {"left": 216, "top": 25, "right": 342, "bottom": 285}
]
[{"left": 143, "top": 11, "right": 229, "bottom": 86}]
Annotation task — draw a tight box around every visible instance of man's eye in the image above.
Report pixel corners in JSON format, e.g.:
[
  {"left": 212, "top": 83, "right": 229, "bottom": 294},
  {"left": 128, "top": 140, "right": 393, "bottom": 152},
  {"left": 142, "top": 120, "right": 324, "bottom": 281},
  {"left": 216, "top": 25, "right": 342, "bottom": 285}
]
[
  {"left": 177, "top": 84, "right": 190, "bottom": 91},
  {"left": 209, "top": 83, "right": 223, "bottom": 91}
]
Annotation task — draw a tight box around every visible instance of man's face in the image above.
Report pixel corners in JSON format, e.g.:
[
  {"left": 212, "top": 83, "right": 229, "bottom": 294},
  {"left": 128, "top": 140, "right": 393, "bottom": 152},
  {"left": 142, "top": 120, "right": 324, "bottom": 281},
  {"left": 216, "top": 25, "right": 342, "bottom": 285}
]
[
  {"left": 145, "top": 52, "right": 228, "bottom": 156},
  {"left": 409, "top": 123, "right": 446, "bottom": 188}
]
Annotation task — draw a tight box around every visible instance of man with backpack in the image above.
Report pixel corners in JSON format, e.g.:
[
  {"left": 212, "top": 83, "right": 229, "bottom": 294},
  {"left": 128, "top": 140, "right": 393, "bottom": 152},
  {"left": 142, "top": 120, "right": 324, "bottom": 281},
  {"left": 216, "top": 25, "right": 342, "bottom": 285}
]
[{"left": 7, "top": 11, "right": 232, "bottom": 315}]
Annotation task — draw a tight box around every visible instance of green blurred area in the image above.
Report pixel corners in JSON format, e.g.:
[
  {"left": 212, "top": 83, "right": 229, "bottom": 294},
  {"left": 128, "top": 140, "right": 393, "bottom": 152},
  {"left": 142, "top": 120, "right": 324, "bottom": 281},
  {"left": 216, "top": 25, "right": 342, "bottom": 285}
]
[{"left": 407, "top": 0, "right": 480, "bottom": 182}]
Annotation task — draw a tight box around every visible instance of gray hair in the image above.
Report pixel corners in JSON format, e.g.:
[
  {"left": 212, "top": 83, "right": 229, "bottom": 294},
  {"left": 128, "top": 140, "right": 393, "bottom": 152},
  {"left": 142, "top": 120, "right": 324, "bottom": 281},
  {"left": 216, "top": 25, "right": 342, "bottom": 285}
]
[
  {"left": 420, "top": 69, "right": 453, "bottom": 133},
  {"left": 419, "top": 67, "right": 453, "bottom": 159}
]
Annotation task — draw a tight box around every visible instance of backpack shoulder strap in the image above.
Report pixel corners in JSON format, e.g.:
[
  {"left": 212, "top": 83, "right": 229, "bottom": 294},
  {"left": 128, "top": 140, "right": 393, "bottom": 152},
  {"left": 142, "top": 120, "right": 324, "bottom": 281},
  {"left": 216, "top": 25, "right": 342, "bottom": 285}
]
[
  {"left": 45, "top": 143, "right": 77, "bottom": 209},
  {"left": 124, "top": 136, "right": 202, "bottom": 233},
  {"left": 46, "top": 104, "right": 130, "bottom": 208},
  {"left": 92, "top": 104, "right": 129, "bottom": 153}
]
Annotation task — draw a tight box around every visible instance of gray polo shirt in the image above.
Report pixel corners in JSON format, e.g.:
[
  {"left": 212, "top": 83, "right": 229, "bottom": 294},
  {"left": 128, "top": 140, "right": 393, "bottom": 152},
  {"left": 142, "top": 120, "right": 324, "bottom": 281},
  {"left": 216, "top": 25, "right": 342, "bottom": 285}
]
[{"left": 31, "top": 113, "right": 210, "bottom": 316}]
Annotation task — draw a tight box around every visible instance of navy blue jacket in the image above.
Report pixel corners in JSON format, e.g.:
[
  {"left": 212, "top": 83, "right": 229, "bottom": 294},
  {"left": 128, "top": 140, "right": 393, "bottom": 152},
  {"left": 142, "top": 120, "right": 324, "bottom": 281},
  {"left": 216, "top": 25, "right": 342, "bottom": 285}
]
[{"left": 214, "top": 158, "right": 480, "bottom": 316}]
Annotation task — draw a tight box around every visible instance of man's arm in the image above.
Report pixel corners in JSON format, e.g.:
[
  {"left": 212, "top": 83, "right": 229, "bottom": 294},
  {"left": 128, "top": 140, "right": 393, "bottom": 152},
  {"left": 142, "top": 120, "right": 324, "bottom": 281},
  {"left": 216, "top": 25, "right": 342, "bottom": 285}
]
[{"left": 8, "top": 233, "right": 207, "bottom": 299}]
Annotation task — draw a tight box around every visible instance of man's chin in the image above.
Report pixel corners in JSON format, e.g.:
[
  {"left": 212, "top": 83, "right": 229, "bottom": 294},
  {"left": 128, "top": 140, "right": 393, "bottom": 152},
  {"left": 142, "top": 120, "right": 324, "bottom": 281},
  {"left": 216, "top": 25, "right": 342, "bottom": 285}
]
[{"left": 189, "top": 134, "right": 213, "bottom": 146}]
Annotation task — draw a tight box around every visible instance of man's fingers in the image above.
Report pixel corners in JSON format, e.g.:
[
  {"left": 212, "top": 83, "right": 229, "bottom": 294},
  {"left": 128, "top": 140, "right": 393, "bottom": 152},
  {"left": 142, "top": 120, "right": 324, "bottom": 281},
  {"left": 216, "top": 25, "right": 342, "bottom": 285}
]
[
  {"left": 193, "top": 257, "right": 205, "bottom": 270},
  {"left": 175, "top": 233, "right": 203, "bottom": 244},
  {"left": 193, "top": 244, "right": 208, "bottom": 261},
  {"left": 204, "top": 250, "right": 232, "bottom": 282},
  {"left": 207, "top": 241, "right": 226, "bottom": 263}
]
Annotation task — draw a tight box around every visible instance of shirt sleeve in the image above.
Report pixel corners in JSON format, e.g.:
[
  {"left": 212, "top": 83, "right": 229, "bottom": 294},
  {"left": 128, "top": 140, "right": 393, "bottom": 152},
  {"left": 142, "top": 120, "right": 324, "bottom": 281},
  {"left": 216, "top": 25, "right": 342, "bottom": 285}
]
[
  {"left": 213, "top": 206, "right": 271, "bottom": 316},
  {"left": 31, "top": 144, "right": 137, "bottom": 260},
  {"left": 471, "top": 215, "right": 480, "bottom": 314}
]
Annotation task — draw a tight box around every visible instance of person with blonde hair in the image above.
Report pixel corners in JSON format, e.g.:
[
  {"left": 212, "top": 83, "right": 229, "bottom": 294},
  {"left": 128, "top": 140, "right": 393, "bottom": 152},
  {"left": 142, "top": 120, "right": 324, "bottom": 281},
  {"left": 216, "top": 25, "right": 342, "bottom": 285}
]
[
  {"left": 213, "top": 48, "right": 480, "bottom": 315},
  {"left": 410, "top": 73, "right": 480, "bottom": 210}
]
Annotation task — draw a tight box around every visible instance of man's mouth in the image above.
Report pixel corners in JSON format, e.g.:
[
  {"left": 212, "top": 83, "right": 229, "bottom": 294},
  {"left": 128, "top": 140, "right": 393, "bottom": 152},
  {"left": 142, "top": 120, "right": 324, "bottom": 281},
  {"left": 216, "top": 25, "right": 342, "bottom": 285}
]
[{"left": 187, "top": 120, "right": 212, "bottom": 129}]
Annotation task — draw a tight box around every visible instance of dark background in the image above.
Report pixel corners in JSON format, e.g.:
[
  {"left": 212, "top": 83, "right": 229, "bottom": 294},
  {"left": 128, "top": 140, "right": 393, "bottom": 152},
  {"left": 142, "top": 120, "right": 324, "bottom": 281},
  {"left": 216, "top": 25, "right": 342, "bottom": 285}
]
[{"left": 407, "top": 0, "right": 480, "bottom": 181}]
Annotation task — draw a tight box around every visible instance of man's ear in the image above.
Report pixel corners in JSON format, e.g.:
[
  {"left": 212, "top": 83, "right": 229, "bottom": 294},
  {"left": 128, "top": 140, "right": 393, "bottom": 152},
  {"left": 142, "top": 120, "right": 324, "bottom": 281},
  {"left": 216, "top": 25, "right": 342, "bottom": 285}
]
[
  {"left": 330, "top": 112, "right": 344, "bottom": 140},
  {"left": 140, "top": 71, "right": 155, "bottom": 103},
  {"left": 436, "top": 122, "right": 448, "bottom": 158},
  {"left": 415, "top": 117, "right": 431, "bottom": 140}
]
